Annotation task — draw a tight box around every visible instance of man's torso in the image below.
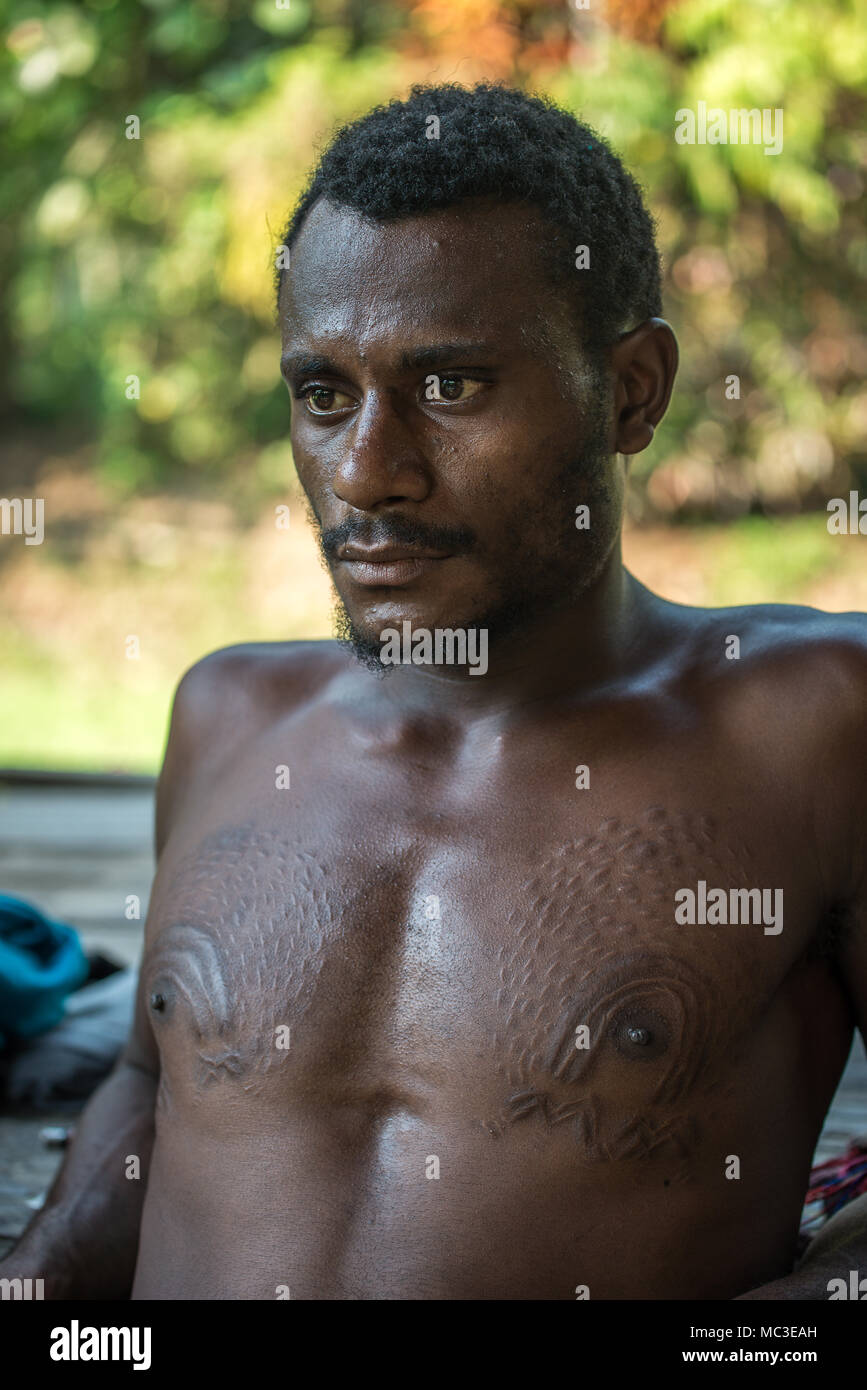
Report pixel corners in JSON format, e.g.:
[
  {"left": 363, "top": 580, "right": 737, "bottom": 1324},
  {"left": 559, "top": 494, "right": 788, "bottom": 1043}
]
[{"left": 130, "top": 607, "right": 859, "bottom": 1299}]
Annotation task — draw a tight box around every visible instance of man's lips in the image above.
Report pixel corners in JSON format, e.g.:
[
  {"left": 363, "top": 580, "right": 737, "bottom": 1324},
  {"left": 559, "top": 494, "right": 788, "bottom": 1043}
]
[{"left": 337, "top": 545, "right": 453, "bottom": 587}]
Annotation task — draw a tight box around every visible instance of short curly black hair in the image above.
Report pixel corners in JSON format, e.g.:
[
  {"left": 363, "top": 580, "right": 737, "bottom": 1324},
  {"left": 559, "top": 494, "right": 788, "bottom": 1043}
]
[{"left": 276, "top": 82, "right": 662, "bottom": 354}]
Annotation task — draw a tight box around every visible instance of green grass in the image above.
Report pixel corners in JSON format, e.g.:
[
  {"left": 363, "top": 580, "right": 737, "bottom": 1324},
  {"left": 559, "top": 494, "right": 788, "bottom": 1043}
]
[{"left": 706, "top": 515, "right": 842, "bottom": 606}]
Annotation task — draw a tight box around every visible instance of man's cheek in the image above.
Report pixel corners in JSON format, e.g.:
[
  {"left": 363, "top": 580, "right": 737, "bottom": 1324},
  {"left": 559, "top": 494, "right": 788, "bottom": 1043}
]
[{"left": 292, "top": 460, "right": 332, "bottom": 517}]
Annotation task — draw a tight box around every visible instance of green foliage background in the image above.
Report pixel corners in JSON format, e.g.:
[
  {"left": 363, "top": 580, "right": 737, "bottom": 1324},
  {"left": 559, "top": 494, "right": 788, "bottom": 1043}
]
[
  {"left": 1, "top": 0, "right": 865, "bottom": 772},
  {"left": 3, "top": 0, "right": 865, "bottom": 515}
]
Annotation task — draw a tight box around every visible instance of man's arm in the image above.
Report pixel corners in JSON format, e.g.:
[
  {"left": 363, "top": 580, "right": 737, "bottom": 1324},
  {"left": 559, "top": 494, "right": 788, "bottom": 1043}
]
[
  {"left": 0, "top": 926, "right": 161, "bottom": 1298},
  {"left": 0, "top": 1051, "right": 157, "bottom": 1298},
  {"left": 0, "top": 656, "right": 204, "bottom": 1299},
  {"left": 735, "top": 1191, "right": 867, "bottom": 1300},
  {"left": 0, "top": 931, "right": 164, "bottom": 1299},
  {"left": 736, "top": 620, "right": 867, "bottom": 1300}
]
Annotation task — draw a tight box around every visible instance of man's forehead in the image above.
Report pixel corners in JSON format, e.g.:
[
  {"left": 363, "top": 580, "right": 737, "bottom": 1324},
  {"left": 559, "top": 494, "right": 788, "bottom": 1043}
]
[
  {"left": 280, "top": 197, "right": 575, "bottom": 358},
  {"left": 289, "top": 194, "right": 548, "bottom": 264}
]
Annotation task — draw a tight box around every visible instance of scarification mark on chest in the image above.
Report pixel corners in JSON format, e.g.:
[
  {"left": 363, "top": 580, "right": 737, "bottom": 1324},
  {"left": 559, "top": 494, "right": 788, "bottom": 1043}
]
[
  {"left": 146, "top": 824, "right": 338, "bottom": 1095},
  {"left": 491, "top": 807, "right": 759, "bottom": 1174}
]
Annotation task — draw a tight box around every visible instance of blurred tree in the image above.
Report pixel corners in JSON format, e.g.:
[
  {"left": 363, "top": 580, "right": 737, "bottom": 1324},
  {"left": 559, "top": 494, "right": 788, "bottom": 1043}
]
[{"left": 0, "top": 0, "right": 864, "bottom": 518}]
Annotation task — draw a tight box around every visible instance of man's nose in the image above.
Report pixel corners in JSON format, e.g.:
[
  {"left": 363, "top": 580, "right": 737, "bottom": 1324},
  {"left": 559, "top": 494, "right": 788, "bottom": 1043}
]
[{"left": 331, "top": 393, "right": 431, "bottom": 510}]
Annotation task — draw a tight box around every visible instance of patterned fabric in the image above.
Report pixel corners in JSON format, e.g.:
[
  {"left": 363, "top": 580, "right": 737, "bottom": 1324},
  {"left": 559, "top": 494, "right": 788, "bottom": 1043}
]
[{"left": 801, "top": 1141, "right": 867, "bottom": 1235}]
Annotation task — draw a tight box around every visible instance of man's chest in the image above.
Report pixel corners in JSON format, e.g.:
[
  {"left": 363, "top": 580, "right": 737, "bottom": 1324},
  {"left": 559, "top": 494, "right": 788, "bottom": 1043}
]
[{"left": 144, "top": 770, "right": 817, "bottom": 1156}]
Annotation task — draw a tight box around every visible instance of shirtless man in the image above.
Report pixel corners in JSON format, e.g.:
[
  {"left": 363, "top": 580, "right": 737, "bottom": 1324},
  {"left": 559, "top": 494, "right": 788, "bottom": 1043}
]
[{"left": 5, "top": 83, "right": 866, "bottom": 1300}]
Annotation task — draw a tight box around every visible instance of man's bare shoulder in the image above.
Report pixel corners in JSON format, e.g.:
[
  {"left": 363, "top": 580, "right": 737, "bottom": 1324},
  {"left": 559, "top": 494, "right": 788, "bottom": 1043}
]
[
  {"left": 664, "top": 596, "right": 867, "bottom": 777},
  {"left": 155, "top": 640, "right": 350, "bottom": 852},
  {"left": 173, "top": 639, "right": 350, "bottom": 719},
  {"left": 168, "top": 638, "right": 359, "bottom": 758},
  {"left": 665, "top": 596, "right": 867, "bottom": 695},
  {"left": 713, "top": 600, "right": 865, "bottom": 695}
]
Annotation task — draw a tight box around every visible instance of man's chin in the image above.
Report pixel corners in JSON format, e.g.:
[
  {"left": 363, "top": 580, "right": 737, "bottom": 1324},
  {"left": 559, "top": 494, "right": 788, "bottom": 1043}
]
[
  {"left": 332, "top": 589, "right": 549, "bottom": 676},
  {"left": 333, "top": 603, "right": 397, "bottom": 675}
]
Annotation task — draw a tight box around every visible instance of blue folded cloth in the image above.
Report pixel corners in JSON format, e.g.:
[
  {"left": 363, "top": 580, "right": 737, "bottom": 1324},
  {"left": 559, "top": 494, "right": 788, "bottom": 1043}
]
[{"left": 0, "top": 894, "right": 89, "bottom": 1048}]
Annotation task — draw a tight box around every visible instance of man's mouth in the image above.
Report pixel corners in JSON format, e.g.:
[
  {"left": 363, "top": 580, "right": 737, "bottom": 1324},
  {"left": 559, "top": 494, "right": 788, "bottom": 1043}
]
[{"left": 337, "top": 544, "right": 452, "bottom": 587}]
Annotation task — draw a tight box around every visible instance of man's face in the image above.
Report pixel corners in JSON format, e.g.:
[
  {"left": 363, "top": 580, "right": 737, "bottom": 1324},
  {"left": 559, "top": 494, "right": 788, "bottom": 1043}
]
[{"left": 279, "top": 197, "right": 623, "bottom": 667}]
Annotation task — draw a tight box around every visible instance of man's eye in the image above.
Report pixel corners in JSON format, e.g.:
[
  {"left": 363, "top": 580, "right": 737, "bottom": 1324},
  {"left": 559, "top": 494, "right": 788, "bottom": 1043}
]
[
  {"left": 428, "top": 376, "right": 485, "bottom": 403},
  {"left": 300, "top": 387, "right": 354, "bottom": 415}
]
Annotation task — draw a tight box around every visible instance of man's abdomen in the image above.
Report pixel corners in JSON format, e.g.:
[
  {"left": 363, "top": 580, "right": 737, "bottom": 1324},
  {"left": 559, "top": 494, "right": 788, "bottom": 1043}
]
[{"left": 130, "top": 1042, "right": 827, "bottom": 1302}]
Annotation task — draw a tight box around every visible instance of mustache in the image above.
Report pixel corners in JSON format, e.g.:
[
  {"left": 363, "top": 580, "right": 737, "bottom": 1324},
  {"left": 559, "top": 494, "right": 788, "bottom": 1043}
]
[{"left": 318, "top": 515, "right": 477, "bottom": 560}]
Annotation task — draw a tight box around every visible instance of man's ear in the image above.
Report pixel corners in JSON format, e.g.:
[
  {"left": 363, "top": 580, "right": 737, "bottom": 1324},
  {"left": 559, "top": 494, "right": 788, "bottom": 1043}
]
[{"left": 610, "top": 318, "right": 678, "bottom": 456}]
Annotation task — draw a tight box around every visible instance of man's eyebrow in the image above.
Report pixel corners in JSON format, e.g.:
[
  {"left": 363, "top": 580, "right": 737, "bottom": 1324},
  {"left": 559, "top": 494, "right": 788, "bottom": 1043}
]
[
  {"left": 280, "top": 353, "right": 335, "bottom": 382},
  {"left": 396, "top": 343, "right": 498, "bottom": 371},
  {"left": 280, "top": 343, "right": 499, "bottom": 382}
]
